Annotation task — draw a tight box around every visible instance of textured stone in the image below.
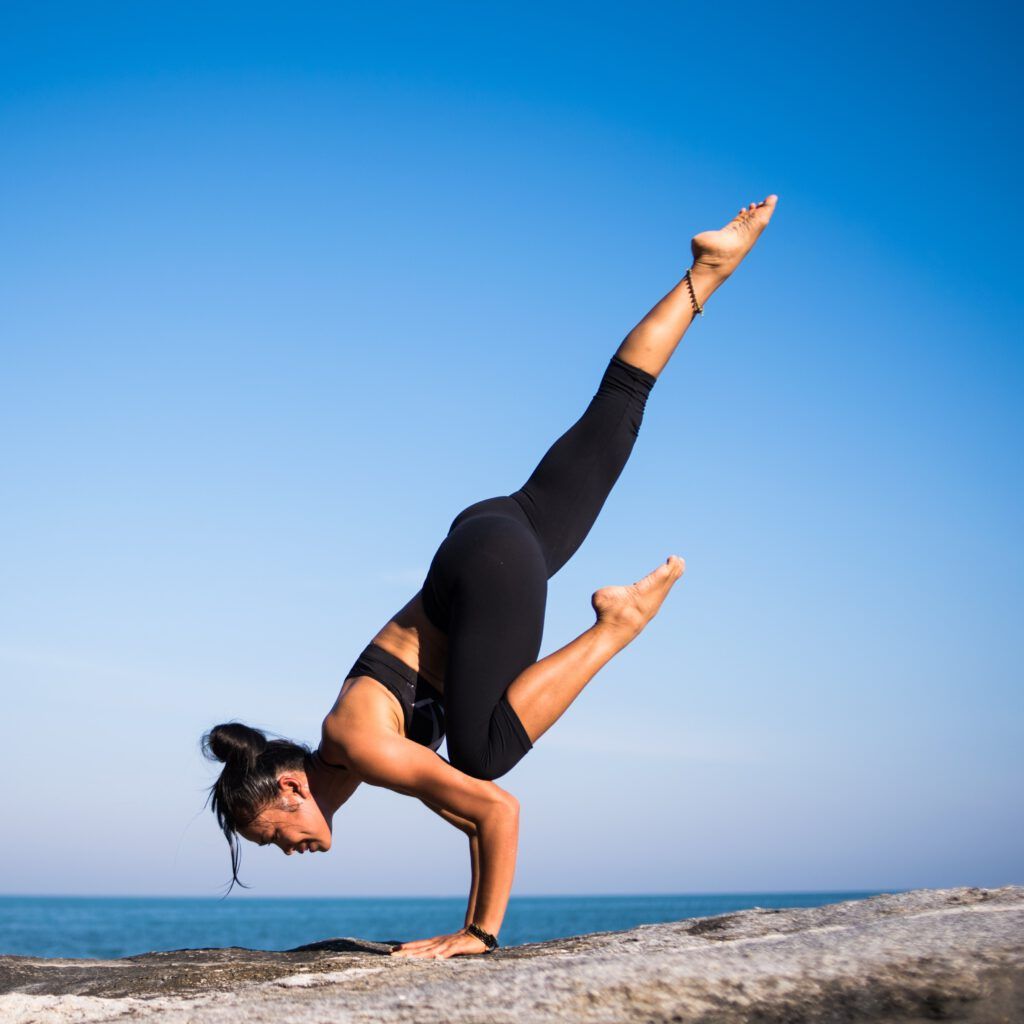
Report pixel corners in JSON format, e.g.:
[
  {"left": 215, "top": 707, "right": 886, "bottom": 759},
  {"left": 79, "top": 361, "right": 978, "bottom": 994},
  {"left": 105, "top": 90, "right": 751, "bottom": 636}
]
[{"left": 1, "top": 885, "right": 1021, "bottom": 1022}]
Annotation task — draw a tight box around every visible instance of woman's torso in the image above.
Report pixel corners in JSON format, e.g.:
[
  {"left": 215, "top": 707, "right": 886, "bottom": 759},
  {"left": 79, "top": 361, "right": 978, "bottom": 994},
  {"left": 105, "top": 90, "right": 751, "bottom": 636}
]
[
  {"left": 370, "top": 590, "right": 449, "bottom": 692},
  {"left": 321, "top": 591, "right": 449, "bottom": 763}
]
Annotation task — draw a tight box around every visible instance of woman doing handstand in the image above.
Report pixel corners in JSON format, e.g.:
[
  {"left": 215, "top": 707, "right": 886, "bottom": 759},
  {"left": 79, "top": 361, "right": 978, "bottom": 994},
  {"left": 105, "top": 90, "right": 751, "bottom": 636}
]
[{"left": 201, "top": 195, "right": 779, "bottom": 959}]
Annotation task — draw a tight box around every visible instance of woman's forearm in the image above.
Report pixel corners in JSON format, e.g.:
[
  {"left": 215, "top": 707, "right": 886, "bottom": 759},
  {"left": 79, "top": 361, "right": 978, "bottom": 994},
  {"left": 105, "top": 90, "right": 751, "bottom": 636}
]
[
  {"left": 467, "top": 798, "right": 520, "bottom": 938},
  {"left": 463, "top": 831, "right": 481, "bottom": 927}
]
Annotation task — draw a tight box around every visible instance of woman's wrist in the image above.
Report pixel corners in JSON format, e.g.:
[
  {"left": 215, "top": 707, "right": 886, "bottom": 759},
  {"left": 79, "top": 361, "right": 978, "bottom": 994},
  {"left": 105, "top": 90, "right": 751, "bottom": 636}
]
[
  {"left": 467, "top": 918, "right": 501, "bottom": 938},
  {"left": 465, "top": 922, "right": 499, "bottom": 950}
]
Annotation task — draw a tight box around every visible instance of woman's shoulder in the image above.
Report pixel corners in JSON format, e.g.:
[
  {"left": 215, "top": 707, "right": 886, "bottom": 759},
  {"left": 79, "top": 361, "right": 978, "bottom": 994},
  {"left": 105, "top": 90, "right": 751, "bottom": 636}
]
[{"left": 323, "top": 675, "right": 406, "bottom": 753}]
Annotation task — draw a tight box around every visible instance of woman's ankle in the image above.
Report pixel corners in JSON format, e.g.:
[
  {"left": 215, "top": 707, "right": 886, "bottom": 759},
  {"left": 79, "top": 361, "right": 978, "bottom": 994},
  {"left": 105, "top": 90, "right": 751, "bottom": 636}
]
[{"left": 687, "top": 262, "right": 729, "bottom": 307}]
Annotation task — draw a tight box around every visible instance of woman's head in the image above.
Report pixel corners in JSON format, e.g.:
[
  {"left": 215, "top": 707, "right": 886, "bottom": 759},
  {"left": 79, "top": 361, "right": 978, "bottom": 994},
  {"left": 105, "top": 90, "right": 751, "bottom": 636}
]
[{"left": 200, "top": 722, "right": 332, "bottom": 892}]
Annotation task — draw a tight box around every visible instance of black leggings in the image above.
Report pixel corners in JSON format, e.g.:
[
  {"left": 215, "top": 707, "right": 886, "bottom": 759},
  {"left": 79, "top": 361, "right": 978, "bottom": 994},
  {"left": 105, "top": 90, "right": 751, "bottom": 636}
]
[{"left": 420, "top": 353, "right": 658, "bottom": 780}]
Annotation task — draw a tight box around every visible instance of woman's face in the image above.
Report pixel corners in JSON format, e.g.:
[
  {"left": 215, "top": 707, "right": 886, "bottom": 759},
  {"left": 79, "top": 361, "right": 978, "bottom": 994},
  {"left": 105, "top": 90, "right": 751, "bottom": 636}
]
[{"left": 239, "top": 771, "right": 332, "bottom": 855}]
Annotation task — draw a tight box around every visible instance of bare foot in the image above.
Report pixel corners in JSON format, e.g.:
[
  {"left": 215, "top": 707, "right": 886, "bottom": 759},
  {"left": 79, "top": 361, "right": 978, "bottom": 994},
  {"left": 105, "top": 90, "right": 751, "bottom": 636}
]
[
  {"left": 592, "top": 555, "right": 686, "bottom": 639},
  {"left": 690, "top": 194, "right": 778, "bottom": 280}
]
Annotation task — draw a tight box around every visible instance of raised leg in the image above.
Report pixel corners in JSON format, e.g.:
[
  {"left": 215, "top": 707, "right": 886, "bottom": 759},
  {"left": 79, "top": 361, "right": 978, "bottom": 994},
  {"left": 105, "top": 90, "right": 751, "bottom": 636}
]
[{"left": 510, "top": 195, "right": 779, "bottom": 580}]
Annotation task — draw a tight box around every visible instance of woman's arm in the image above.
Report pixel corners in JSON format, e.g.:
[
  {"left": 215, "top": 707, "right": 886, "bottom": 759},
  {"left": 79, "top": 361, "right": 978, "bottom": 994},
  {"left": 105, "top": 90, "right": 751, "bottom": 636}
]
[
  {"left": 343, "top": 731, "right": 519, "bottom": 949},
  {"left": 419, "top": 795, "right": 477, "bottom": 835},
  {"left": 464, "top": 832, "right": 480, "bottom": 928},
  {"left": 419, "top": 797, "right": 481, "bottom": 926}
]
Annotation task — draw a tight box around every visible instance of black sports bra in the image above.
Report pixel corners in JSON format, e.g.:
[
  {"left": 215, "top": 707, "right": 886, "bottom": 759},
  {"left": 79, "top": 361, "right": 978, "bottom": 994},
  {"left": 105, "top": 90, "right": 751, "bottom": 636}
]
[{"left": 344, "top": 641, "right": 445, "bottom": 752}]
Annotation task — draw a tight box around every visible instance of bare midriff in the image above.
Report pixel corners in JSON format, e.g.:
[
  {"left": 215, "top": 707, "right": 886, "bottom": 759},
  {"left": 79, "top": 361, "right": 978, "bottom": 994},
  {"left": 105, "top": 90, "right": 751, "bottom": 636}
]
[{"left": 367, "top": 589, "right": 449, "bottom": 694}]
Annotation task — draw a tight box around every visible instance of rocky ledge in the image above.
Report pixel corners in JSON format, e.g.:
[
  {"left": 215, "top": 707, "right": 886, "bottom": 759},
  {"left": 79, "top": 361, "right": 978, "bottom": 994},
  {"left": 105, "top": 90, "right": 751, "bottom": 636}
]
[{"left": 1, "top": 885, "right": 1021, "bottom": 1023}]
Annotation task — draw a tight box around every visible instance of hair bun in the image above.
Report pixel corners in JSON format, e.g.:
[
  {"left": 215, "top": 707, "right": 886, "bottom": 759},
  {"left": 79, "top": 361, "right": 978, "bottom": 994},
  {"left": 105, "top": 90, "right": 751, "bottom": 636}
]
[{"left": 201, "top": 722, "right": 268, "bottom": 771}]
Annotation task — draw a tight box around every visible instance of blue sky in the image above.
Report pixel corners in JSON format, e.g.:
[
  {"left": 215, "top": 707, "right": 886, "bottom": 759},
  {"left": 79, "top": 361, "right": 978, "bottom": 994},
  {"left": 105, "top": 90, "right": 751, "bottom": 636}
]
[{"left": 2, "top": 2, "right": 1020, "bottom": 897}]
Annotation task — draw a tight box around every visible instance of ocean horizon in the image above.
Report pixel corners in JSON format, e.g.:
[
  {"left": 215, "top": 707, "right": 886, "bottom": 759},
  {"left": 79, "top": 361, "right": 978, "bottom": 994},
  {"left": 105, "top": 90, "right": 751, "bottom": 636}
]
[{"left": 0, "top": 891, "right": 901, "bottom": 959}]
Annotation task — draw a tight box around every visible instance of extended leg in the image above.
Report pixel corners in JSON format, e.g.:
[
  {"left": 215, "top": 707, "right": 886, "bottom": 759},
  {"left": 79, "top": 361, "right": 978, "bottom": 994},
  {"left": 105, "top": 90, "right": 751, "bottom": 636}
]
[{"left": 508, "top": 195, "right": 779, "bottom": 580}]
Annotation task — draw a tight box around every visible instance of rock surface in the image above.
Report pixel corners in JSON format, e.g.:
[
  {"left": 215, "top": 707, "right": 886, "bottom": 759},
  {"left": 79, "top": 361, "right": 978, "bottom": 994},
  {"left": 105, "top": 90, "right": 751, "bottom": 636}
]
[{"left": 1, "top": 885, "right": 1021, "bottom": 1023}]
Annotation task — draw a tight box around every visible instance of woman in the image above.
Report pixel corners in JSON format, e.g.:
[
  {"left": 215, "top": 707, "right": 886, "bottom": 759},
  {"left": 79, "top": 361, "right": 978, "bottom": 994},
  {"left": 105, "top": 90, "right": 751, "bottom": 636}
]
[{"left": 201, "top": 195, "right": 779, "bottom": 959}]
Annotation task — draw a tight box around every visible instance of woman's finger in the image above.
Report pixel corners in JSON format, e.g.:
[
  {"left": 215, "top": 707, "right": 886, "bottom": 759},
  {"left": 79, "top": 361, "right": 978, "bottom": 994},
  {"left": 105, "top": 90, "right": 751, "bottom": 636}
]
[
  {"left": 398, "top": 945, "right": 446, "bottom": 959},
  {"left": 392, "top": 939, "right": 446, "bottom": 956},
  {"left": 392, "top": 936, "right": 441, "bottom": 950},
  {"left": 393, "top": 942, "right": 441, "bottom": 954}
]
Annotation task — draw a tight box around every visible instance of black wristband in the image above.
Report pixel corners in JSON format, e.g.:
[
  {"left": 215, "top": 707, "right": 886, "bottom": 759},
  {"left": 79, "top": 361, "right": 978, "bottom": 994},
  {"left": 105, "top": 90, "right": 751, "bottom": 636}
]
[{"left": 465, "top": 922, "right": 499, "bottom": 952}]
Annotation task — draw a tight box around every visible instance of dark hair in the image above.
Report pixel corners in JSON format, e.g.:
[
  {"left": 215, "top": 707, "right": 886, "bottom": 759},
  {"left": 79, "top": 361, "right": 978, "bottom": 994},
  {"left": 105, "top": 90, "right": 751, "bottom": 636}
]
[{"left": 200, "top": 721, "right": 311, "bottom": 895}]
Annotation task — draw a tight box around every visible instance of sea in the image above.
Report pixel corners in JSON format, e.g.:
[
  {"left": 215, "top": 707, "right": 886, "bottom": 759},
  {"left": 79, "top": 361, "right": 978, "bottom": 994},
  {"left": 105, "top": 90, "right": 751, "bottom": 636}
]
[{"left": 0, "top": 892, "right": 899, "bottom": 959}]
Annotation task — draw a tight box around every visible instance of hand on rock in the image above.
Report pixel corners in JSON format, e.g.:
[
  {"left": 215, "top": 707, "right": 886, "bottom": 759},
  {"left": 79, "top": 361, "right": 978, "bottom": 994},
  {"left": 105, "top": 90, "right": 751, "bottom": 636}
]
[{"left": 390, "top": 928, "right": 491, "bottom": 959}]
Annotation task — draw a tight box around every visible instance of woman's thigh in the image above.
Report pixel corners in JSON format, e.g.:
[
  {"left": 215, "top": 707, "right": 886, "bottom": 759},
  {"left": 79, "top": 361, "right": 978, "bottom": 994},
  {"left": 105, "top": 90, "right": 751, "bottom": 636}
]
[{"left": 435, "top": 513, "right": 547, "bottom": 780}]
